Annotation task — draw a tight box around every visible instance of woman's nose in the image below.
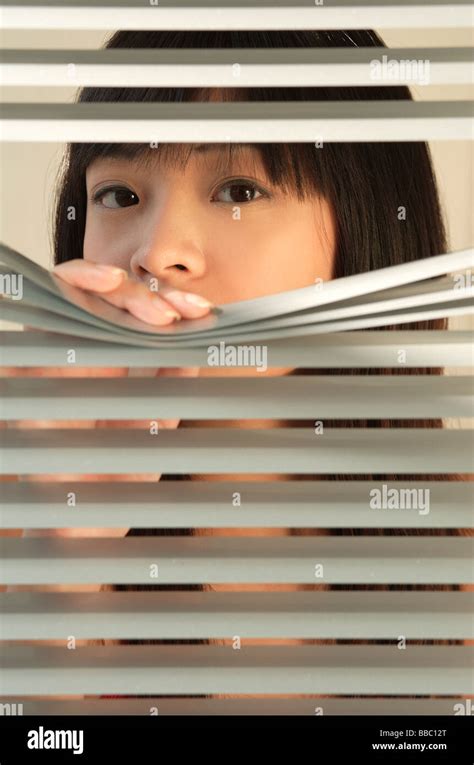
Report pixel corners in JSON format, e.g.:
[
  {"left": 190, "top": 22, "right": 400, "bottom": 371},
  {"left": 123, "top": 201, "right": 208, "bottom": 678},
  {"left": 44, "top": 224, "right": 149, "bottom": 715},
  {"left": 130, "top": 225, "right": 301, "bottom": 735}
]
[{"left": 129, "top": 217, "right": 207, "bottom": 290}]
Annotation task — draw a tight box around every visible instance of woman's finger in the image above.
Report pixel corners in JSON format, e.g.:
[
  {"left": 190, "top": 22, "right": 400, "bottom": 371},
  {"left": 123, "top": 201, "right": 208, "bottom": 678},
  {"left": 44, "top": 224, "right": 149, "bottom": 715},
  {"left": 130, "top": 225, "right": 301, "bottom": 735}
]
[
  {"left": 157, "top": 286, "right": 213, "bottom": 319},
  {"left": 53, "top": 260, "right": 176, "bottom": 325},
  {"left": 52, "top": 259, "right": 214, "bottom": 325},
  {"left": 52, "top": 259, "right": 128, "bottom": 292}
]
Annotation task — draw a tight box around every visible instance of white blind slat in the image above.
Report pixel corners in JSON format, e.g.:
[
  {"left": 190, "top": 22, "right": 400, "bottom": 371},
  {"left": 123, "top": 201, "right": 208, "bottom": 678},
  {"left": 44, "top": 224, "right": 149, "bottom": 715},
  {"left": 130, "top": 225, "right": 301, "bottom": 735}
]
[
  {"left": 2, "top": 645, "right": 472, "bottom": 696},
  {"left": 1, "top": 537, "right": 471, "bottom": 585},
  {"left": 1, "top": 0, "right": 472, "bottom": 31},
  {"left": 1, "top": 330, "right": 472, "bottom": 367},
  {"left": 1, "top": 427, "right": 472, "bottom": 474},
  {"left": 2, "top": 591, "right": 472, "bottom": 640},
  {"left": 1, "top": 101, "right": 472, "bottom": 143},
  {"left": 2, "top": 297, "right": 472, "bottom": 344},
  {"left": 1, "top": 375, "right": 473, "bottom": 420},
  {"left": 1, "top": 480, "right": 472, "bottom": 529},
  {"left": 2, "top": 47, "right": 472, "bottom": 87},
  {"left": 0, "top": 697, "right": 469, "bottom": 716}
]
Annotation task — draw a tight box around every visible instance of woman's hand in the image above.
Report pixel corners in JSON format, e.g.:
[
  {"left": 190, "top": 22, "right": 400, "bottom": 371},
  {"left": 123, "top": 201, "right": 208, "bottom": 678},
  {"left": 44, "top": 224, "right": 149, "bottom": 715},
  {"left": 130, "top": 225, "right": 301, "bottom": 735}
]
[{"left": 52, "top": 258, "right": 213, "bottom": 325}]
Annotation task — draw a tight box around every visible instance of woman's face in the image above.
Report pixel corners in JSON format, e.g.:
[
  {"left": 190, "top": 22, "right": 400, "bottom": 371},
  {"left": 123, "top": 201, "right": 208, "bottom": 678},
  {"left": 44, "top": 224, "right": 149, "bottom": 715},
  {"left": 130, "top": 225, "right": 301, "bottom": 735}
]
[
  {"left": 84, "top": 143, "right": 337, "bottom": 345},
  {"left": 84, "top": 144, "right": 336, "bottom": 380}
]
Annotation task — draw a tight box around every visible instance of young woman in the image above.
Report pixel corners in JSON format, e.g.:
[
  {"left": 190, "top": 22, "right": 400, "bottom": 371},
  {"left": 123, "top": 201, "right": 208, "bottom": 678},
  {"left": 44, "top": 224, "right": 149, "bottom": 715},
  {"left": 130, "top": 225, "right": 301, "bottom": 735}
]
[{"left": 6, "top": 29, "right": 469, "bottom": 698}]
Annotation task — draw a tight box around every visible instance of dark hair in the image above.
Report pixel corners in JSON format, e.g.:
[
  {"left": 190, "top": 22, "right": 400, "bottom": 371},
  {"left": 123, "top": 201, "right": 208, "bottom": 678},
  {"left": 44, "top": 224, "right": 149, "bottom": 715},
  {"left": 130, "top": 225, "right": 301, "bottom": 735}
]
[{"left": 52, "top": 31, "right": 469, "bottom": 693}]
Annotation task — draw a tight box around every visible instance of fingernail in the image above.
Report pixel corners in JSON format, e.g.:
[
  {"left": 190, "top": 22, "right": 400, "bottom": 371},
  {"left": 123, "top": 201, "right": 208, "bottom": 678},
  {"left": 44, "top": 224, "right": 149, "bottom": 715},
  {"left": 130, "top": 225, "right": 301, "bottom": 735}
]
[
  {"left": 152, "top": 297, "right": 180, "bottom": 320},
  {"left": 183, "top": 293, "right": 212, "bottom": 308}
]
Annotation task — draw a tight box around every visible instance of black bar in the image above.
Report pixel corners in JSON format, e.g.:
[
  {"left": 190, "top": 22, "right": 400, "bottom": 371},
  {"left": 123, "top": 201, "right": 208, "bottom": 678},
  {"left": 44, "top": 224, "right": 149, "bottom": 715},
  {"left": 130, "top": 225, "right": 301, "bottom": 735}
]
[{"left": 0, "top": 714, "right": 472, "bottom": 763}]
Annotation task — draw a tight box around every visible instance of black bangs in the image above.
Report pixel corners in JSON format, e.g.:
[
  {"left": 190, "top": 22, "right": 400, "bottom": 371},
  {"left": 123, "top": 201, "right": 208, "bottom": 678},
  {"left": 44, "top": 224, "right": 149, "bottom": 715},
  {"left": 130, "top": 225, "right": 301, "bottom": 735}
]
[
  {"left": 73, "top": 137, "right": 323, "bottom": 203},
  {"left": 102, "top": 28, "right": 385, "bottom": 50}
]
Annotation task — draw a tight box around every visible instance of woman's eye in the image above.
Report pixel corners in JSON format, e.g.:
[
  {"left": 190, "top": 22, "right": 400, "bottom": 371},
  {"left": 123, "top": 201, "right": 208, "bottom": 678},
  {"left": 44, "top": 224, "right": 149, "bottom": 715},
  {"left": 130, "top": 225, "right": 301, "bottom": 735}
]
[
  {"left": 213, "top": 181, "right": 265, "bottom": 204},
  {"left": 92, "top": 186, "right": 139, "bottom": 209}
]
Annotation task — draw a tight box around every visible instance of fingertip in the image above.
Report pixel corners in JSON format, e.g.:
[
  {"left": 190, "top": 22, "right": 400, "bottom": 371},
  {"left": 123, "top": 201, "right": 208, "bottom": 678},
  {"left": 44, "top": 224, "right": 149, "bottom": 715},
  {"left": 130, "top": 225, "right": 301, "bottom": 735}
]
[
  {"left": 159, "top": 290, "right": 214, "bottom": 319},
  {"left": 53, "top": 262, "right": 127, "bottom": 279},
  {"left": 52, "top": 262, "right": 127, "bottom": 292},
  {"left": 182, "top": 293, "right": 213, "bottom": 309}
]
